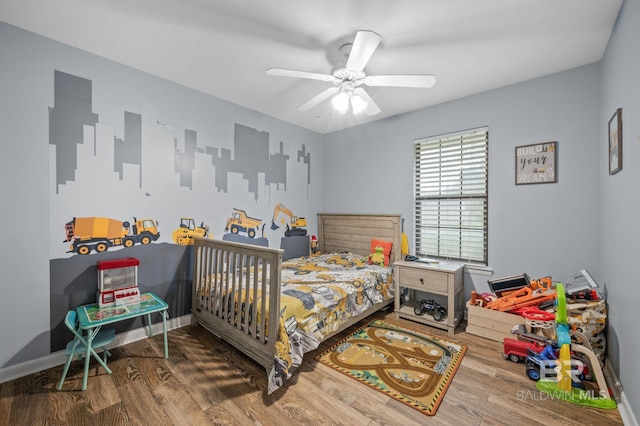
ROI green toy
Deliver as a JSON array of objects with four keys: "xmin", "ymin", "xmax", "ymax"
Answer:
[
  {"xmin": 368, "ymin": 245, "xmax": 385, "ymax": 266},
  {"xmin": 534, "ymin": 282, "xmax": 616, "ymax": 410}
]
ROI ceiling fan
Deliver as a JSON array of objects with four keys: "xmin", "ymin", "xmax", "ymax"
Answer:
[{"xmin": 266, "ymin": 30, "xmax": 436, "ymax": 116}]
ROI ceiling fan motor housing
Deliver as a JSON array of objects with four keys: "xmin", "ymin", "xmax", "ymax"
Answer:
[
  {"xmin": 332, "ymin": 68, "xmax": 366, "ymax": 85},
  {"xmin": 331, "ymin": 42, "xmax": 366, "ymax": 83}
]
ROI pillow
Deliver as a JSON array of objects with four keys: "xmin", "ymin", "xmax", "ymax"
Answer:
[{"xmin": 368, "ymin": 239, "xmax": 393, "ymax": 266}]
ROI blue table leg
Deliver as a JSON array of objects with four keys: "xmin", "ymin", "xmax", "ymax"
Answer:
[
  {"xmin": 146, "ymin": 313, "xmax": 153, "ymax": 337},
  {"xmin": 162, "ymin": 310, "xmax": 169, "ymax": 359}
]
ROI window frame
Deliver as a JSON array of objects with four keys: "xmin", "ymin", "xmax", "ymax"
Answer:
[{"xmin": 413, "ymin": 127, "xmax": 489, "ymax": 265}]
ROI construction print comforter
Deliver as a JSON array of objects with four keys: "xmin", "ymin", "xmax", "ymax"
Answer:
[{"xmin": 271, "ymin": 252, "xmax": 394, "ymax": 393}]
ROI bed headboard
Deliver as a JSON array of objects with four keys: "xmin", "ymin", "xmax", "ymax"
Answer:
[{"xmin": 317, "ymin": 213, "xmax": 402, "ymax": 264}]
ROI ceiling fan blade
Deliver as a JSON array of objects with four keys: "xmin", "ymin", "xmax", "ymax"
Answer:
[
  {"xmin": 364, "ymin": 74, "xmax": 437, "ymax": 88},
  {"xmin": 266, "ymin": 68, "xmax": 336, "ymax": 82},
  {"xmin": 298, "ymin": 87, "xmax": 340, "ymax": 111},
  {"xmin": 345, "ymin": 30, "xmax": 382, "ymax": 72},
  {"xmin": 354, "ymin": 88, "xmax": 381, "ymax": 116}
]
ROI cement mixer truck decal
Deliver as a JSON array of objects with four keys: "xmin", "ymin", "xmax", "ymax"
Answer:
[{"xmin": 63, "ymin": 216, "xmax": 160, "ymax": 255}]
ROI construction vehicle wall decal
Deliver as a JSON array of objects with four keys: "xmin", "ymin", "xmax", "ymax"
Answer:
[
  {"xmin": 172, "ymin": 217, "xmax": 209, "ymax": 245},
  {"xmin": 224, "ymin": 208, "xmax": 264, "ymax": 239},
  {"xmin": 271, "ymin": 203, "xmax": 307, "ymax": 236},
  {"xmin": 63, "ymin": 216, "xmax": 160, "ymax": 255}
]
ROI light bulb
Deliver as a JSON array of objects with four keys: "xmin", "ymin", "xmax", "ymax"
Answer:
[
  {"xmin": 350, "ymin": 95, "xmax": 367, "ymax": 114},
  {"xmin": 332, "ymin": 92, "xmax": 350, "ymax": 114}
]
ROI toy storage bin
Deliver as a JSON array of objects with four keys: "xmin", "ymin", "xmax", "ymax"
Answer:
[{"xmin": 465, "ymin": 300, "xmax": 527, "ymax": 342}]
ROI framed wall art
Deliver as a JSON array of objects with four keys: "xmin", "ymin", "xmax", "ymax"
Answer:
[
  {"xmin": 515, "ymin": 141, "xmax": 557, "ymax": 185},
  {"xmin": 609, "ymin": 108, "xmax": 622, "ymax": 175}
]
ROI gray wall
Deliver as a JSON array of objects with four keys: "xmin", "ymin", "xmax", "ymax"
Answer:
[
  {"xmin": 322, "ymin": 4, "xmax": 638, "ymax": 417},
  {"xmin": 0, "ymin": 21, "xmax": 323, "ymax": 368},
  {"xmin": 1, "ymin": 22, "xmax": 52, "ymax": 369},
  {"xmin": 323, "ymin": 64, "xmax": 601, "ymax": 288},
  {"xmin": 599, "ymin": 0, "xmax": 640, "ymax": 415},
  {"xmin": 1, "ymin": 5, "xmax": 638, "ymax": 419}
]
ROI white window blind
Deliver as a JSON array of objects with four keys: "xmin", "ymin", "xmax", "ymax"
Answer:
[{"xmin": 414, "ymin": 127, "xmax": 488, "ymax": 264}]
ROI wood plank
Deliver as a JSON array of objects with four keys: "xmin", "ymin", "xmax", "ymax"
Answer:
[
  {"xmin": 203, "ymin": 399, "xmax": 255, "ymax": 425},
  {"xmin": 88, "ymin": 402, "xmax": 132, "ymax": 425},
  {"xmin": 8, "ymin": 371, "xmax": 51, "ymax": 425},
  {"xmin": 350, "ymin": 392, "xmax": 426, "ymax": 426},
  {"xmin": 152, "ymin": 377, "xmax": 214, "ymax": 425},
  {"xmin": 0, "ymin": 377, "xmax": 14, "ymax": 421},
  {"xmin": 275, "ymin": 375, "xmax": 371, "ymax": 426},
  {"xmin": 1, "ymin": 313, "xmax": 624, "ymax": 425},
  {"xmin": 83, "ymin": 372, "xmax": 121, "ymax": 414},
  {"xmin": 117, "ymin": 380, "xmax": 173, "ymax": 426}
]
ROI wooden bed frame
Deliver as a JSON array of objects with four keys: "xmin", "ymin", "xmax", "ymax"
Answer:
[{"xmin": 191, "ymin": 213, "xmax": 401, "ymax": 381}]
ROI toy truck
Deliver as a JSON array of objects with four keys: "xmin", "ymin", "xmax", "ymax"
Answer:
[
  {"xmin": 503, "ymin": 338, "xmax": 546, "ymax": 362},
  {"xmin": 503, "ymin": 324, "xmax": 550, "ymax": 362},
  {"xmin": 64, "ymin": 216, "xmax": 160, "ymax": 255},
  {"xmin": 413, "ymin": 299, "xmax": 447, "ymax": 321}
]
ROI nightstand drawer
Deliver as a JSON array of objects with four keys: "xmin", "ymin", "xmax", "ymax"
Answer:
[{"xmin": 399, "ymin": 267, "xmax": 448, "ymax": 293}]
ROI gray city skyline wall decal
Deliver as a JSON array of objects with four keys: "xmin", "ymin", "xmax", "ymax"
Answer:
[{"xmin": 49, "ymin": 70, "xmax": 311, "ymax": 199}]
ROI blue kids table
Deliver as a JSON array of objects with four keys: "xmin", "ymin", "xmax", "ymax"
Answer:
[{"xmin": 75, "ymin": 292, "xmax": 169, "ymax": 390}]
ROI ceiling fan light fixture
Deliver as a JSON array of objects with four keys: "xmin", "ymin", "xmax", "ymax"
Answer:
[
  {"xmin": 266, "ymin": 30, "xmax": 435, "ymax": 117},
  {"xmin": 350, "ymin": 95, "xmax": 367, "ymax": 114},
  {"xmin": 332, "ymin": 91, "xmax": 350, "ymax": 114}
]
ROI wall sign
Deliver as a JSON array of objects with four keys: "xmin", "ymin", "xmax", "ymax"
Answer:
[{"xmin": 515, "ymin": 141, "xmax": 557, "ymax": 185}]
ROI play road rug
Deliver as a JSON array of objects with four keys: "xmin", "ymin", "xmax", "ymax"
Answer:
[{"xmin": 315, "ymin": 320, "xmax": 467, "ymax": 416}]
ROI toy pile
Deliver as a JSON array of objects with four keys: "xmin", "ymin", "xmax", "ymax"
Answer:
[
  {"xmin": 480, "ymin": 271, "xmax": 615, "ymax": 409},
  {"xmin": 471, "ymin": 271, "xmax": 607, "ymax": 364}
]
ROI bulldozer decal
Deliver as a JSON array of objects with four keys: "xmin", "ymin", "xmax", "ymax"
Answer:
[{"xmin": 172, "ymin": 217, "xmax": 210, "ymax": 245}]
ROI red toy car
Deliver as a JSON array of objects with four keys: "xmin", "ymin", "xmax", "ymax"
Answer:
[{"xmin": 503, "ymin": 337, "xmax": 546, "ymax": 362}]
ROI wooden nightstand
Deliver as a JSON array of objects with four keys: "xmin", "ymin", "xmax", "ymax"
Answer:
[{"xmin": 394, "ymin": 260, "xmax": 465, "ymax": 335}]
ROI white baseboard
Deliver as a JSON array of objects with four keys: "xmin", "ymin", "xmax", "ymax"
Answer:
[
  {"xmin": 0, "ymin": 314, "xmax": 191, "ymax": 385},
  {"xmin": 603, "ymin": 359, "xmax": 638, "ymax": 426},
  {"xmin": 619, "ymin": 391, "xmax": 639, "ymax": 426}
]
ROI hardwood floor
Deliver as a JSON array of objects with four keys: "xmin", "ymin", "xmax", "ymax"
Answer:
[{"xmin": 0, "ymin": 311, "xmax": 624, "ymax": 425}]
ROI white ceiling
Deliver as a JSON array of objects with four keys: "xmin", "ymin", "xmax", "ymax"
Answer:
[{"xmin": 1, "ymin": 0, "xmax": 623, "ymax": 134}]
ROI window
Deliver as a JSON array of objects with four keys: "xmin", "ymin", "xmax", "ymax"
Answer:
[{"xmin": 414, "ymin": 127, "xmax": 488, "ymax": 264}]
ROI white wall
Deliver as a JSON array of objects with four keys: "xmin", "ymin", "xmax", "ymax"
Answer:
[{"xmin": 599, "ymin": 0, "xmax": 640, "ymax": 418}]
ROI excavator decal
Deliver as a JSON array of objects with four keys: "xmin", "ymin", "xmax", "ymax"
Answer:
[{"xmin": 271, "ymin": 203, "xmax": 307, "ymax": 236}]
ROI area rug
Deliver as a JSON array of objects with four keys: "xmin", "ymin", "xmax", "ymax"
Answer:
[{"xmin": 315, "ymin": 319, "xmax": 467, "ymax": 416}]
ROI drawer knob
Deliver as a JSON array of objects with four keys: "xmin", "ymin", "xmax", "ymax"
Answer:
[{"xmin": 420, "ymin": 278, "xmax": 424, "ymax": 284}]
